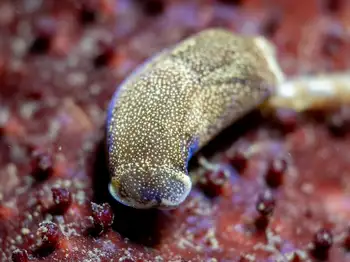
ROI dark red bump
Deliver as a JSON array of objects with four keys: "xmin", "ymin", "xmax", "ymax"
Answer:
[
  {"xmin": 79, "ymin": 5, "xmax": 96, "ymax": 25},
  {"xmin": 255, "ymin": 190, "xmax": 275, "ymax": 231},
  {"xmin": 93, "ymin": 48, "xmax": 115, "ymax": 68},
  {"xmin": 288, "ymin": 252, "xmax": 302, "ymax": 262},
  {"xmin": 265, "ymin": 157, "xmax": 288, "ymax": 188},
  {"xmin": 28, "ymin": 18, "xmax": 56, "ymax": 55},
  {"xmin": 256, "ymin": 190, "xmax": 275, "ymax": 216},
  {"xmin": 82, "ymin": 215, "xmax": 95, "ymax": 233},
  {"xmin": 199, "ymin": 169, "xmax": 229, "ymax": 197},
  {"xmin": 324, "ymin": 0, "xmax": 343, "ymax": 13},
  {"xmin": 228, "ymin": 149, "xmax": 247, "ymax": 173},
  {"xmin": 343, "ymin": 227, "xmax": 350, "ymax": 250},
  {"xmin": 36, "ymin": 221, "xmax": 60, "ymax": 249},
  {"xmin": 262, "ymin": 12, "xmax": 281, "ymax": 37},
  {"xmin": 25, "ymin": 91, "xmax": 43, "ymax": 100},
  {"xmin": 327, "ymin": 111, "xmax": 350, "ymax": 137},
  {"xmin": 139, "ymin": 0, "xmax": 165, "ymax": 16},
  {"xmin": 51, "ymin": 187, "xmax": 72, "ymax": 214},
  {"xmin": 311, "ymin": 228, "xmax": 333, "ymax": 260},
  {"xmin": 91, "ymin": 202, "xmax": 114, "ymax": 235},
  {"xmin": 239, "ymin": 254, "xmax": 253, "ymax": 262},
  {"xmin": 30, "ymin": 149, "xmax": 54, "ymax": 181},
  {"xmin": 120, "ymin": 259, "xmax": 135, "ymax": 262},
  {"xmin": 217, "ymin": 0, "xmax": 243, "ymax": 6},
  {"xmin": 29, "ymin": 35, "xmax": 51, "ymax": 55},
  {"xmin": 11, "ymin": 249, "xmax": 29, "ymax": 262}
]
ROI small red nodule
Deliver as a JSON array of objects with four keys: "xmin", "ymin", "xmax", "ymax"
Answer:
[
  {"xmin": 311, "ymin": 228, "xmax": 333, "ymax": 260},
  {"xmin": 91, "ymin": 202, "xmax": 114, "ymax": 235},
  {"xmin": 255, "ymin": 190, "xmax": 276, "ymax": 231},
  {"xmin": 36, "ymin": 221, "xmax": 60, "ymax": 249},
  {"xmin": 228, "ymin": 149, "xmax": 248, "ymax": 173},
  {"xmin": 51, "ymin": 187, "xmax": 72, "ymax": 214},
  {"xmin": 30, "ymin": 149, "xmax": 54, "ymax": 181},
  {"xmin": 256, "ymin": 190, "xmax": 275, "ymax": 217},
  {"xmin": 265, "ymin": 157, "xmax": 288, "ymax": 188},
  {"xmin": 11, "ymin": 249, "xmax": 29, "ymax": 262},
  {"xmin": 343, "ymin": 227, "xmax": 350, "ymax": 250},
  {"xmin": 327, "ymin": 110, "xmax": 350, "ymax": 137},
  {"xmin": 138, "ymin": 0, "xmax": 166, "ymax": 16},
  {"xmin": 199, "ymin": 169, "xmax": 230, "ymax": 197}
]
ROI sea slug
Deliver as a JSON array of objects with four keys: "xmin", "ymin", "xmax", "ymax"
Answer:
[{"xmin": 106, "ymin": 28, "xmax": 284, "ymax": 209}]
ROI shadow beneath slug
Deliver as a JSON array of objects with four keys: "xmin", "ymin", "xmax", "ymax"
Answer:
[
  {"xmin": 188, "ymin": 109, "xmax": 265, "ymax": 168},
  {"xmin": 90, "ymin": 137, "xmax": 171, "ymax": 247}
]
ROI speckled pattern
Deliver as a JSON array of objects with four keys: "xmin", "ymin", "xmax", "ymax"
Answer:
[{"xmin": 107, "ymin": 29, "xmax": 283, "ymax": 209}]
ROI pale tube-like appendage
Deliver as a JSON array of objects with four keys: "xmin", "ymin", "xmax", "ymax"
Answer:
[{"xmin": 268, "ymin": 73, "xmax": 350, "ymax": 111}]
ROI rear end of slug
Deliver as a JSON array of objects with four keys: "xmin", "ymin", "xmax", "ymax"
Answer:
[{"xmin": 106, "ymin": 28, "xmax": 285, "ymax": 209}]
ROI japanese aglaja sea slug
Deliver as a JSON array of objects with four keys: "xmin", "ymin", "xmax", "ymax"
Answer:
[{"xmin": 106, "ymin": 28, "xmax": 285, "ymax": 209}]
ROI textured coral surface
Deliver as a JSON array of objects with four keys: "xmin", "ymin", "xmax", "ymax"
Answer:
[{"xmin": 1, "ymin": 0, "xmax": 350, "ymax": 261}]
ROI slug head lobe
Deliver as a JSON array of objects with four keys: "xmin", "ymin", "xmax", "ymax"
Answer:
[{"xmin": 108, "ymin": 166, "xmax": 192, "ymax": 209}]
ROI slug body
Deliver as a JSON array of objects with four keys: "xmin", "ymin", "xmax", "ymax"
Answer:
[{"xmin": 106, "ymin": 29, "xmax": 284, "ymax": 209}]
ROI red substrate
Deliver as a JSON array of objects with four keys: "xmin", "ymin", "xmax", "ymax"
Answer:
[{"xmin": 1, "ymin": 0, "xmax": 350, "ymax": 261}]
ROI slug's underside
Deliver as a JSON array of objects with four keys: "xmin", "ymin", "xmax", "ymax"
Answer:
[{"xmin": 106, "ymin": 29, "xmax": 285, "ymax": 209}]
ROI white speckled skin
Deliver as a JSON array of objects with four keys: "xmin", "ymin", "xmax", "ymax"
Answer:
[{"xmin": 106, "ymin": 28, "xmax": 284, "ymax": 209}]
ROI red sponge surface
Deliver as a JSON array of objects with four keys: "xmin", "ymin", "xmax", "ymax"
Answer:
[{"xmin": 1, "ymin": 0, "xmax": 350, "ymax": 261}]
